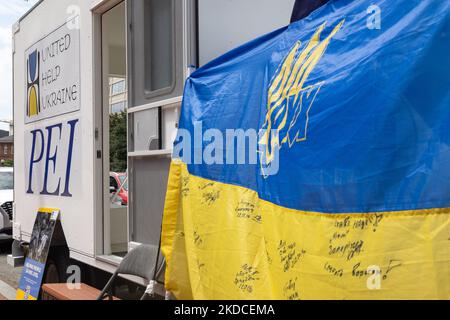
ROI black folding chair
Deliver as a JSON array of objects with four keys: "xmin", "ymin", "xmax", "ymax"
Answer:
[{"xmin": 97, "ymin": 244, "xmax": 165, "ymax": 300}]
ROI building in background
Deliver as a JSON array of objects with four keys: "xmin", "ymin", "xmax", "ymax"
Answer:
[
  {"xmin": 0, "ymin": 135, "xmax": 13, "ymax": 164},
  {"xmin": 0, "ymin": 120, "xmax": 12, "ymax": 137},
  {"xmin": 108, "ymin": 77, "xmax": 127, "ymax": 113}
]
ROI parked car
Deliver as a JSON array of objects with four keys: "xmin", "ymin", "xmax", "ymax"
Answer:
[
  {"xmin": 109, "ymin": 172, "xmax": 128, "ymax": 206},
  {"xmin": 0, "ymin": 167, "xmax": 13, "ymax": 243}
]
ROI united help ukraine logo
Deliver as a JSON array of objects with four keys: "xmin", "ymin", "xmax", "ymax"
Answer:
[{"xmin": 27, "ymin": 49, "xmax": 40, "ymax": 117}]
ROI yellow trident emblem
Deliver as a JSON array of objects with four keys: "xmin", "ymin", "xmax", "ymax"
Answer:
[{"xmin": 259, "ymin": 20, "xmax": 344, "ymax": 172}]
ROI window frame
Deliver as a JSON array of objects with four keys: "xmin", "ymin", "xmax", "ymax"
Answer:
[
  {"xmin": 142, "ymin": 0, "xmax": 176, "ymax": 98},
  {"xmin": 127, "ymin": 0, "xmax": 185, "ymax": 108}
]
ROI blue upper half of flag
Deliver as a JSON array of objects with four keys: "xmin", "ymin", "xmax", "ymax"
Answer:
[{"xmin": 175, "ymin": 0, "xmax": 450, "ymax": 213}]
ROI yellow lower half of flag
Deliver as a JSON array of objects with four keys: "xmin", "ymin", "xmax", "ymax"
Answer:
[{"xmin": 161, "ymin": 161, "xmax": 450, "ymax": 300}]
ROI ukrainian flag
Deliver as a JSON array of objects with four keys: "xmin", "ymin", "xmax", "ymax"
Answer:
[{"xmin": 162, "ymin": 0, "xmax": 450, "ymax": 299}]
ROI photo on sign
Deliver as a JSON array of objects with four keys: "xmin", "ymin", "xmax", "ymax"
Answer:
[{"xmin": 28, "ymin": 211, "xmax": 58, "ymax": 264}]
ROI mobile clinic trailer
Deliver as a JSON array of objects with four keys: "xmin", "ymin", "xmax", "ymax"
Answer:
[{"xmin": 10, "ymin": 0, "xmax": 295, "ymax": 290}]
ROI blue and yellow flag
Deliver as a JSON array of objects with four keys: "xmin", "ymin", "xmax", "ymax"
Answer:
[{"xmin": 162, "ymin": 0, "xmax": 450, "ymax": 299}]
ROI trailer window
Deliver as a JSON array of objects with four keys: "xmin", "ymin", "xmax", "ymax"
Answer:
[
  {"xmin": 128, "ymin": 0, "xmax": 185, "ymax": 107},
  {"xmin": 144, "ymin": 0, "xmax": 174, "ymax": 93}
]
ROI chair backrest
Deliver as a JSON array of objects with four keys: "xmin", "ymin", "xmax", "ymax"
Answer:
[
  {"xmin": 116, "ymin": 244, "xmax": 165, "ymax": 282},
  {"xmin": 97, "ymin": 244, "xmax": 165, "ymax": 300}
]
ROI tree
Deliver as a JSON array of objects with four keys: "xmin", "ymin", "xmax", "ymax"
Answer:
[
  {"xmin": 2, "ymin": 159, "xmax": 13, "ymax": 167},
  {"xmin": 109, "ymin": 111, "xmax": 127, "ymax": 172}
]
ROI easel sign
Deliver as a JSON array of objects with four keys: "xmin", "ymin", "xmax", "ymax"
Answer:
[{"xmin": 16, "ymin": 208, "xmax": 60, "ymax": 300}]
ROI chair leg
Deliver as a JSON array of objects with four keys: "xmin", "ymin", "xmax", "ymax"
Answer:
[{"xmin": 97, "ymin": 272, "xmax": 118, "ymax": 300}]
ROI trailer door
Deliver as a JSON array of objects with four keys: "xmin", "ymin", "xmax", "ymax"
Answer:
[
  {"xmin": 100, "ymin": 1, "xmax": 128, "ymax": 257},
  {"xmin": 126, "ymin": 0, "xmax": 193, "ymax": 248}
]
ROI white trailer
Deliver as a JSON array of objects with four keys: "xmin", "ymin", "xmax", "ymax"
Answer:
[{"xmin": 11, "ymin": 0, "xmax": 295, "ymax": 290}]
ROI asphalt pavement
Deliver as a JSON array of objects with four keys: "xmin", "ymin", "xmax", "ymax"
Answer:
[{"xmin": 0, "ymin": 242, "xmax": 22, "ymax": 300}]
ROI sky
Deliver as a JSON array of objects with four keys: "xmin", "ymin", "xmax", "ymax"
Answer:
[{"xmin": 0, "ymin": 0, "xmax": 39, "ymax": 131}]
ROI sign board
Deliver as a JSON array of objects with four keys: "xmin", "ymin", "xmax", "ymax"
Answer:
[
  {"xmin": 25, "ymin": 17, "xmax": 80, "ymax": 124},
  {"xmin": 16, "ymin": 208, "xmax": 60, "ymax": 300}
]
